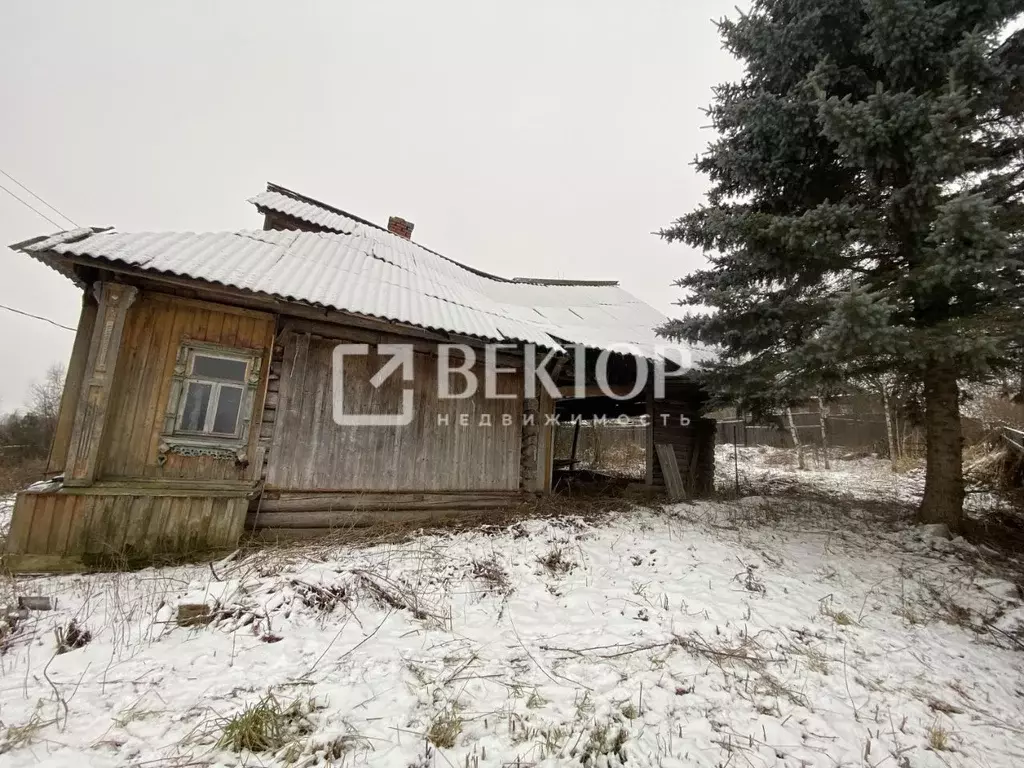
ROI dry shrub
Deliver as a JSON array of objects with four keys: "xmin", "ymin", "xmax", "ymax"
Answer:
[
  {"xmin": 970, "ymin": 393, "xmax": 1024, "ymax": 431},
  {"xmin": 537, "ymin": 546, "xmax": 577, "ymax": 575},
  {"xmin": 54, "ymin": 619, "xmax": 92, "ymax": 654},
  {"xmin": 597, "ymin": 439, "xmax": 646, "ymax": 478},
  {"xmin": 891, "ymin": 454, "xmax": 923, "ymax": 474},
  {"xmin": 761, "ymin": 451, "xmax": 796, "ymax": 467},
  {"xmin": 470, "ymin": 558, "xmax": 512, "ymax": 595},
  {"xmin": 0, "ymin": 459, "xmax": 46, "ymax": 495}
]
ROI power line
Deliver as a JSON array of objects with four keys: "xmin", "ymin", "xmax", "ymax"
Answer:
[
  {"xmin": 0, "ymin": 302, "xmax": 76, "ymax": 331},
  {"xmin": 0, "ymin": 168, "xmax": 78, "ymax": 228},
  {"xmin": 0, "ymin": 181, "xmax": 66, "ymax": 230}
]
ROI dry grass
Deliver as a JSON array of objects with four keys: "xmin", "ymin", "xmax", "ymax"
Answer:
[
  {"xmin": 891, "ymin": 454, "xmax": 923, "ymax": 474},
  {"xmin": 427, "ymin": 707, "xmax": 462, "ymax": 749},
  {"xmin": 214, "ymin": 694, "xmax": 314, "ymax": 753},
  {"xmin": 819, "ymin": 599, "xmax": 855, "ymax": 627},
  {"xmin": 926, "ymin": 722, "xmax": 951, "ymax": 751},
  {"xmin": 761, "ymin": 451, "xmax": 796, "ymax": 468},
  {"xmin": 574, "ymin": 723, "xmax": 628, "ymax": 765},
  {"xmin": 537, "ymin": 546, "xmax": 577, "ymax": 576},
  {"xmin": 0, "ymin": 709, "xmax": 53, "ymax": 754}
]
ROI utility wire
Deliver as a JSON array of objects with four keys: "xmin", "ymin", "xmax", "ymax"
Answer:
[
  {"xmin": 0, "ymin": 181, "xmax": 67, "ymax": 230},
  {"xmin": 0, "ymin": 302, "xmax": 76, "ymax": 331},
  {"xmin": 0, "ymin": 168, "xmax": 78, "ymax": 227}
]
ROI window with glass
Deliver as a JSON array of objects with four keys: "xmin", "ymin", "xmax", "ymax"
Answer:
[
  {"xmin": 174, "ymin": 351, "xmax": 252, "ymax": 437},
  {"xmin": 175, "ymin": 352, "xmax": 250, "ymax": 437},
  {"xmin": 159, "ymin": 342, "xmax": 262, "ymax": 464}
]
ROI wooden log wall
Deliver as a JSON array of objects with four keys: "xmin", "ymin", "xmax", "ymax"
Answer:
[
  {"xmin": 4, "ymin": 489, "xmax": 248, "ymax": 572},
  {"xmin": 520, "ymin": 398, "xmax": 539, "ymax": 490},
  {"xmin": 265, "ymin": 332, "xmax": 523, "ymax": 492},
  {"xmin": 246, "ymin": 489, "xmax": 522, "ymax": 536},
  {"xmin": 257, "ymin": 333, "xmax": 286, "ymax": 481}
]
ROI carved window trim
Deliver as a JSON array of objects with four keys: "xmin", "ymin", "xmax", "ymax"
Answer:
[{"xmin": 158, "ymin": 339, "xmax": 263, "ymax": 466}]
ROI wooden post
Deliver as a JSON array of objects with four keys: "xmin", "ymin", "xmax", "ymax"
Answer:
[
  {"xmin": 570, "ymin": 418, "xmax": 582, "ymax": 468},
  {"xmin": 520, "ymin": 397, "xmax": 539, "ymax": 490},
  {"xmin": 733, "ymin": 422, "xmax": 740, "ymax": 494},
  {"xmin": 63, "ymin": 282, "xmax": 138, "ymax": 486},
  {"xmin": 645, "ymin": 383, "xmax": 655, "ymax": 486}
]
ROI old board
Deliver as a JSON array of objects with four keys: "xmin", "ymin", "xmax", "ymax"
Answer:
[{"xmin": 655, "ymin": 443, "xmax": 687, "ymax": 501}]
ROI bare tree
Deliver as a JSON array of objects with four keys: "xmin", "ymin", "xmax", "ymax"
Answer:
[
  {"xmin": 785, "ymin": 407, "xmax": 805, "ymax": 470},
  {"xmin": 29, "ymin": 363, "xmax": 66, "ymax": 450},
  {"xmin": 816, "ymin": 396, "xmax": 831, "ymax": 470}
]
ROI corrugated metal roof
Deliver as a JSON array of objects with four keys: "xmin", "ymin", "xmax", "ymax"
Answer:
[{"xmin": 20, "ymin": 204, "xmax": 711, "ymax": 367}]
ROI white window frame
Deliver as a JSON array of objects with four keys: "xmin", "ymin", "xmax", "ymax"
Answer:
[
  {"xmin": 174, "ymin": 351, "xmax": 250, "ymax": 438},
  {"xmin": 158, "ymin": 340, "xmax": 263, "ymax": 465}
]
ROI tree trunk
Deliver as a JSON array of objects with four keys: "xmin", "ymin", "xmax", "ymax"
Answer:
[
  {"xmin": 880, "ymin": 385, "xmax": 898, "ymax": 472},
  {"xmin": 919, "ymin": 360, "xmax": 964, "ymax": 532},
  {"xmin": 816, "ymin": 396, "xmax": 830, "ymax": 470},
  {"xmin": 785, "ymin": 407, "xmax": 805, "ymax": 469}
]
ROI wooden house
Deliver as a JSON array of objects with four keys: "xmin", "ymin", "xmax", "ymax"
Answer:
[{"xmin": 3, "ymin": 184, "xmax": 715, "ymax": 571}]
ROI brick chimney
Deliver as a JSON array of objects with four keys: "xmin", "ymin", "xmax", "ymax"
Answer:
[{"xmin": 388, "ymin": 216, "xmax": 414, "ymax": 239}]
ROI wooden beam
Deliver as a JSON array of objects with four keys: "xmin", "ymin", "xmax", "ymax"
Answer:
[
  {"xmin": 570, "ymin": 419, "xmax": 582, "ymax": 466},
  {"xmin": 63, "ymin": 282, "xmax": 138, "ymax": 486},
  {"xmin": 280, "ymin": 319, "xmax": 524, "ymax": 366},
  {"xmin": 645, "ymin": 385, "xmax": 655, "ymax": 486}
]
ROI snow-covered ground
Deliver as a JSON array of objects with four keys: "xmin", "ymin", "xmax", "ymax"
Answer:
[
  {"xmin": 1, "ymin": 453, "xmax": 1023, "ymax": 767},
  {"xmin": 717, "ymin": 444, "xmax": 924, "ymax": 503}
]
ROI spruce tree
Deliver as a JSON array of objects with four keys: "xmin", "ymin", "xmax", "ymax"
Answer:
[{"xmin": 662, "ymin": 0, "xmax": 1024, "ymax": 530}]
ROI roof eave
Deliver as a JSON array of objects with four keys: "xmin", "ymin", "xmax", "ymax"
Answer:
[{"xmin": 28, "ymin": 249, "xmax": 566, "ymax": 352}]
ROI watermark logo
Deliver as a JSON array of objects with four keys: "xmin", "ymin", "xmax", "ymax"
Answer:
[
  {"xmin": 332, "ymin": 344, "xmax": 415, "ymax": 426},
  {"xmin": 331, "ymin": 342, "xmax": 688, "ymax": 427}
]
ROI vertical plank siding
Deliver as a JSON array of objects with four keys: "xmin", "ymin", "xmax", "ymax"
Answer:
[
  {"xmin": 63, "ymin": 283, "xmax": 139, "ymax": 485},
  {"xmin": 4, "ymin": 490, "xmax": 248, "ymax": 571},
  {"xmin": 266, "ymin": 332, "xmax": 523, "ymax": 491},
  {"xmin": 99, "ymin": 293, "xmax": 275, "ymax": 482},
  {"xmin": 47, "ymin": 297, "xmax": 99, "ymax": 474}
]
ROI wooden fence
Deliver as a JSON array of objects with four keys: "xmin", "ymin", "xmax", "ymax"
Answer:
[{"xmin": 718, "ymin": 412, "xmax": 892, "ymax": 453}]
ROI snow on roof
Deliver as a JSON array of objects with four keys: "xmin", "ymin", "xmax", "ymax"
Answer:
[{"xmin": 17, "ymin": 192, "xmax": 709, "ymax": 365}]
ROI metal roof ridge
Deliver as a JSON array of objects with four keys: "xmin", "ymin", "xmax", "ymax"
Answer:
[
  {"xmin": 511, "ymin": 277, "xmax": 621, "ymax": 287},
  {"xmin": 256, "ymin": 183, "xmax": 622, "ymax": 289}
]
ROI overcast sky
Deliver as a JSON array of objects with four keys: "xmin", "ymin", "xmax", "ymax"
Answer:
[{"xmin": 0, "ymin": 1, "xmax": 742, "ymax": 410}]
